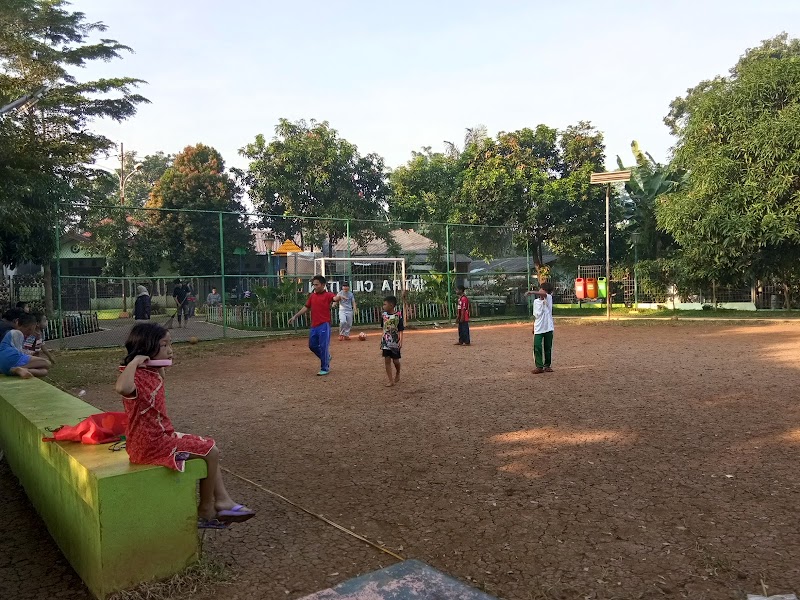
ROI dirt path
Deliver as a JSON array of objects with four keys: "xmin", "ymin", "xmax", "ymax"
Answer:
[{"xmin": 3, "ymin": 321, "xmax": 800, "ymax": 599}]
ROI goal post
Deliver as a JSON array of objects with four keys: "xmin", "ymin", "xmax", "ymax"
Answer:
[{"xmin": 314, "ymin": 257, "xmax": 408, "ymax": 313}]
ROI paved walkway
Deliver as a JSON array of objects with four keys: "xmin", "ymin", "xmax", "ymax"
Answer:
[{"xmin": 53, "ymin": 318, "xmax": 275, "ymax": 350}]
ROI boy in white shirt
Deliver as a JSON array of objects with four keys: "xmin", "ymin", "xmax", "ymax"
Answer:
[
  {"xmin": 337, "ymin": 282, "xmax": 357, "ymax": 341},
  {"xmin": 525, "ymin": 281, "xmax": 554, "ymax": 374}
]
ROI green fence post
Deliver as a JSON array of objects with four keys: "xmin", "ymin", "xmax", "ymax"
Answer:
[
  {"xmin": 346, "ymin": 219, "xmax": 351, "ymax": 281},
  {"xmin": 219, "ymin": 211, "xmax": 226, "ymax": 339},
  {"xmin": 445, "ymin": 224, "xmax": 452, "ymax": 323},
  {"xmin": 526, "ymin": 240, "xmax": 532, "ymax": 317},
  {"xmin": 54, "ymin": 212, "xmax": 64, "ymax": 345}
]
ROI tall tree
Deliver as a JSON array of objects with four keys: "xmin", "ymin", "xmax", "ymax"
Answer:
[
  {"xmin": 458, "ymin": 122, "xmax": 611, "ymax": 278},
  {"xmin": 240, "ymin": 119, "xmax": 391, "ymax": 254},
  {"xmin": 146, "ymin": 144, "xmax": 251, "ymax": 275},
  {"xmin": 616, "ymin": 141, "xmax": 685, "ymax": 261},
  {"xmin": 83, "ymin": 150, "xmax": 173, "ymax": 281},
  {"xmin": 0, "ymin": 0, "xmax": 147, "ymax": 310},
  {"xmin": 389, "ymin": 148, "xmax": 461, "ymax": 265},
  {"xmin": 660, "ymin": 33, "xmax": 800, "ymax": 286},
  {"xmin": 119, "ymin": 150, "xmax": 174, "ymax": 208}
]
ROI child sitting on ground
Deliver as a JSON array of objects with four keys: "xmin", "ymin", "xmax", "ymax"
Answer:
[
  {"xmin": 23, "ymin": 312, "xmax": 56, "ymax": 365},
  {"xmin": 115, "ymin": 322, "xmax": 256, "ymax": 530},
  {"xmin": 0, "ymin": 313, "xmax": 51, "ymax": 378}
]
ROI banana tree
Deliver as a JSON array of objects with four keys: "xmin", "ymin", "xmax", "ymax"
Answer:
[{"xmin": 616, "ymin": 141, "xmax": 686, "ymax": 261}]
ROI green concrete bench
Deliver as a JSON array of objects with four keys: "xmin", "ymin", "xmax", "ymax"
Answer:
[{"xmin": 0, "ymin": 375, "xmax": 207, "ymax": 599}]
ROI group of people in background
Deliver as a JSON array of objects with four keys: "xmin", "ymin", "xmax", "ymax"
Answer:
[
  {"xmin": 0, "ymin": 302, "xmax": 55, "ymax": 379},
  {"xmin": 287, "ymin": 276, "xmax": 555, "ymax": 384},
  {"xmin": 133, "ymin": 279, "xmax": 203, "ymax": 327}
]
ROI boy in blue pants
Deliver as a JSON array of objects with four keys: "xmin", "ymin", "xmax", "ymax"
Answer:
[{"xmin": 288, "ymin": 275, "xmax": 344, "ymax": 375}]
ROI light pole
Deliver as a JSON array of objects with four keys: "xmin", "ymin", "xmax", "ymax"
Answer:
[
  {"xmin": 0, "ymin": 85, "xmax": 50, "ymax": 116},
  {"xmin": 118, "ymin": 142, "xmax": 144, "ymax": 205},
  {"xmin": 631, "ymin": 232, "xmax": 640, "ymax": 309},
  {"xmin": 590, "ymin": 170, "xmax": 632, "ymax": 321},
  {"xmin": 117, "ymin": 142, "xmax": 143, "ymax": 316}
]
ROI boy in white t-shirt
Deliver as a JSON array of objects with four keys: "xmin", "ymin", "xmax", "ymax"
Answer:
[
  {"xmin": 525, "ymin": 281, "xmax": 554, "ymax": 374},
  {"xmin": 337, "ymin": 282, "xmax": 357, "ymax": 341}
]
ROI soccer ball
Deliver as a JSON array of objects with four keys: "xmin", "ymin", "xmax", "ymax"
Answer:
[
  {"xmin": 189, "ymin": 336, "xmax": 199, "ymax": 344},
  {"xmin": 358, "ymin": 332, "xmax": 367, "ymax": 341}
]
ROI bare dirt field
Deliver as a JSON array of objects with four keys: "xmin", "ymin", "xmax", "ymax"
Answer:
[{"xmin": 3, "ymin": 320, "xmax": 800, "ymax": 600}]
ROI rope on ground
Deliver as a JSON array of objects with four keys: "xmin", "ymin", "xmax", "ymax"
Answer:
[{"xmin": 221, "ymin": 467, "xmax": 405, "ymax": 562}]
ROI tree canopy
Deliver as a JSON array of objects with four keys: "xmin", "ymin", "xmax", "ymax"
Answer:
[
  {"xmin": 659, "ymin": 33, "xmax": 800, "ymax": 285},
  {"xmin": 0, "ymin": 0, "xmax": 148, "ymax": 268},
  {"xmin": 391, "ymin": 122, "xmax": 614, "ymax": 276},
  {"xmin": 240, "ymin": 119, "xmax": 391, "ymax": 254},
  {"xmin": 146, "ymin": 144, "xmax": 251, "ymax": 275},
  {"xmin": 82, "ymin": 150, "xmax": 173, "ymax": 278}
]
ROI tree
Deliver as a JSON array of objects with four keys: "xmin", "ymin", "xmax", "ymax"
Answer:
[
  {"xmin": 458, "ymin": 122, "xmax": 612, "ymax": 278},
  {"xmin": 0, "ymin": 0, "xmax": 148, "ymax": 310},
  {"xmin": 616, "ymin": 141, "xmax": 685, "ymax": 261},
  {"xmin": 146, "ymin": 144, "xmax": 251, "ymax": 275},
  {"xmin": 240, "ymin": 119, "xmax": 391, "ymax": 255},
  {"xmin": 660, "ymin": 33, "xmax": 800, "ymax": 288},
  {"xmin": 389, "ymin": 148, "xmax": 461, "ymax": 266},
  {"xmin": 83, "ymin": 150, "xmax": 172, "ymax": 279},
  {"xmin": 119, "ymin": 150, "xmax": 174, "ymax": 208}
]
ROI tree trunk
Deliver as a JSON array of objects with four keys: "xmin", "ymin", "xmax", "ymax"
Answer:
[
  {"xmin": 783, "ymin": 281, "xmax": 791, "ymax": 309},
  {"xmin": 533, "ymin": 240, "xmax": 545, "ymax": 283},
  {"xmin": 328, "ymin": 232, "xmax": 336, "ymax": 258}
]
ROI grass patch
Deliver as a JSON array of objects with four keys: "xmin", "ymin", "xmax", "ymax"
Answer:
[{"xmin": 108, "ymin": 554, "xmax": 232, "ymax": 600}]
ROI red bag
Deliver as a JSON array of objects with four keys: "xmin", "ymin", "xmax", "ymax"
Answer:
[{"xmin": 42, "ymin": 412, "xmax": 128, "ymax": 445}]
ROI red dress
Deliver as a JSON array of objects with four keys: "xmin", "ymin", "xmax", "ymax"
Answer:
[{"xmin": 120, "ymin": 366, "xmax": 214, "ymax": 471}]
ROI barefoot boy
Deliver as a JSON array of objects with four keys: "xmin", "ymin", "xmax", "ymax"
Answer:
[{"xmin": 380, "ymin": 295, "xmax": 404, "ymax": 386}]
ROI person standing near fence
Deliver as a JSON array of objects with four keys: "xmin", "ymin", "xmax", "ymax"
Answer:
[
  {"xmin": 288, "ymin": 275, "xmax": 343, "ymax": 376},
  {"xmin": 337, "ymin": 282, "xmax": 357, "ymax": 341},
  {"xmin": 455, "ymin": 286, "xmax": 471, "ymax": 346},
  {"xmin": 206, "ymin": 287, "xmax": 221, "ymax": 307},
  {"xmin": 186, "ymin": 281, "xmax": 197, "ymax": 318},
  {"xmin": 134, "ymin": 285, "xmax": 151, "ymax": 321},
  {"xmin": 172, "ymin": 279, "xmax": 191, "ymax": 328},
  {"xmin": 525, "ymin": 282, "xmax": 554, "ymax": 373}
]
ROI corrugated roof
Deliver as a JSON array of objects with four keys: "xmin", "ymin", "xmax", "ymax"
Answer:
[
  {"xmin": 332, "ymin": 229, "xmax": 434, "ymax": 254},
  {"xmin": 469, "ymin": 253, "xmax": 557, "ymax": 274}
]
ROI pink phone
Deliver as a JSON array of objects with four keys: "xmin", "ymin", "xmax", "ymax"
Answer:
[{"xmin": 144, "ymin": 359, "xmax": 172, "ymax": 367}]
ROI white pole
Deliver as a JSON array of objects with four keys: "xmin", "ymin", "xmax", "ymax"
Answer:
[
  {"xmin": 606, "ymin": 183, "xmax": 611, "ymax": 322},
  {"xmin": 401, "ymin": 260, "xmax": 407, "ymax": 319}
]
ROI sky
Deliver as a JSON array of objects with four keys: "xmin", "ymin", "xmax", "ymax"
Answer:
[{"xmin": 69, "ymin": 0, "xmax": 799, "ymax": 173}]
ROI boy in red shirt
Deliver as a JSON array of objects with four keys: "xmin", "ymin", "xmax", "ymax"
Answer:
[
  {"xmin": 288, "ymin": 275, "xmax": 343, "ymax": 375},
  {"xmin": 455, "ymin": 285, "xmax": 471, "ymax": 346}
]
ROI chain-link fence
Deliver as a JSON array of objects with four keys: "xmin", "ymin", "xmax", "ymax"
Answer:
[{"xmin": 0, "ymin": 204, "xmax": 778, "ymax": 350}]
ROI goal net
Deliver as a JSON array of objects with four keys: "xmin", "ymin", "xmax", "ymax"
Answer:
[{"xmin": 313, "ymin": 257, "xmax": 407, "ymax": 298}]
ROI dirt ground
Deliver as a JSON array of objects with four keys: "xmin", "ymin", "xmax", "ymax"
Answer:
[{"xmin": 3, "ymin": 320, "xmax": 800, "ymax": 600}]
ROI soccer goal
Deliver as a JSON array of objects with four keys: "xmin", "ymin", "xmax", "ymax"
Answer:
[{"xmin": 314, "ymin": 257, "xmax": 407, "ymax": 298}]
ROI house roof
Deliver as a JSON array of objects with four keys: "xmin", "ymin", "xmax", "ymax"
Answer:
[
  {"xmin": 332, "ymin": 229, "xmax": 433, "ymax": 255},
  {"xmin": 274, "ymin": 239, "xmax": 303, "ymax": 255},
  {"xmin": 328, "ymin": 229, "xmax": 470, "ymax": 263},
  {"xmin": 468, "ymin": 253, "xmax": 557, "ymax": 275}
]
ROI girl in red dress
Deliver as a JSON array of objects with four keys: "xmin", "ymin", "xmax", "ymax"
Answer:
[{"xmin": 115, "ymin": 323, "xmax": 255, "ymax": 529}]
